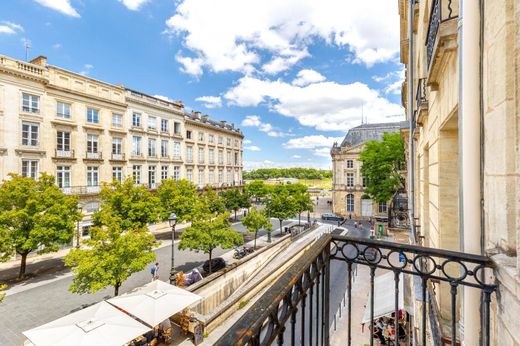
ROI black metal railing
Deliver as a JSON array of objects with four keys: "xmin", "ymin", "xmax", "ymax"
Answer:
[
  {"xmin": 216, "ymin": 233, "xmax": 497, "ymax": 346},
  {"xmin": 426, "ymin": 0, "xmax": 458, "ymax": 67},
  {"xmin": 416, "ymin": 78, "xmax": 427, "ymax": 106}
]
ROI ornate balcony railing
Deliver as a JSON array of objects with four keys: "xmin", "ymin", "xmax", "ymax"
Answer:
[
  {"xmin": 426, "ymin": 0, "xmax": 458, "ymax": 67},
  {"xmin": 416, "ymin": 78, "xmax": 427, "ymax": 106},
  {"xmin": 216, "ymin": 233, "xmax": 496, "ymax": 346}
]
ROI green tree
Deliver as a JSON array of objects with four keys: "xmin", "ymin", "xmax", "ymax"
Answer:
[
  {"xmin": 359, "ymin": 132, "xmax": 405, "ymax": 203},
  {"xmin": 157, "ymin": 179, "xmax": 197, "ymax": 222},
  {"xmin": 0, "ymin": 173, "xmax": 81, "ymax": 279},
  {"xmin": 245, "ymin": 180, "xmax": 268, "ymax": 202},
  {"xmin": 267, "ymin": 189, "xmax": 297, "ymax": 237},
  {"xmin": 293, "ymin": 190, "xmax": 314, "ymax": 225},
  {"xmin": 241, "ymin": 207, "xmax": 272, "ymax": 248},
  {"xmin": 179, "ymin": 210, "xmax": 243, "ymax": 274},
  {"xmin": 94, "ymin": 178, "xmax": 161, "ymax": 230},
  {"xmin": 223, "ymin": 189, "xmax": 251, "ymax": 221},
  {"xmin": 65, "ymin": 219, "xmax": 156, "ymax": 296},
  {"xmin": 201, "ymin": 186, "xmax": 226, "ymax": 215}
]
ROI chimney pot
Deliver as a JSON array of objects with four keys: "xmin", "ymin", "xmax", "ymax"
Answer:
[{"xmin": 30, "ymin": 56, "xmax": 47, "ymax": 67}]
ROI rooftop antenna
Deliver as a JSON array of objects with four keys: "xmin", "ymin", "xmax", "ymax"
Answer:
[
  {"xmin": 361, "ymin": 103, "xmax": 365, "ymax": 124},
  {"xmin": 24, "ymin": 39, "xmax": 31, "ymax": 62}
]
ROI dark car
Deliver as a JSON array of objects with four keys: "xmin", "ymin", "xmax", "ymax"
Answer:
[
  {"xmin": 202, "ymin": 257, "xmax": 226, "ymax": 273},
  {"xmin": 321, "ymin": 213, "xmax": 344, "ymax": 222}
]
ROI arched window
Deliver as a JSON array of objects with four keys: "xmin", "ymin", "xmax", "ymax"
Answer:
[{"xmin": 346, "ymin": 194, "xmax": 355, "ymax": 212}]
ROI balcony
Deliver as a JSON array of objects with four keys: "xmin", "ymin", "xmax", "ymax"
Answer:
[
  {"xmin": 426, "ymin": 0, "xmax": 459, "ymax": 88},
  {"xmin": 216, "ymin": 233, "xmax": 496, "ymax": 346},
  {"xmin": 61, "ymin": 185, "xmax": 101, "ymax": 195},
  {"xmin": 85, "ymin": 151, "xmax": 102, "ymax": 161},
  {"xmin": 54, "ymin": 149, "xmax": 75, "ymax": 159},
  {"xmin": 415, "ymin": 78, "xmax": 428, "ymax": 126},
  {"xmin": 110, "ymin": 153, "xmax": 126, "ymax": 161}
]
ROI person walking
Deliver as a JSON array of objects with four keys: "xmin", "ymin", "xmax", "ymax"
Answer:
[{"xmin": 151, "ymin": 262, "xmax": 159, "ymax": 281}]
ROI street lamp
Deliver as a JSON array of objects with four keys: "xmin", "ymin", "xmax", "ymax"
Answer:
[
  {"xmin": 76, "ymin": 203, "xmax": 83, "ymax": 248},
  {"xmin": 168, "ymin": 212, "xmax": 178, "ymax": 284}
]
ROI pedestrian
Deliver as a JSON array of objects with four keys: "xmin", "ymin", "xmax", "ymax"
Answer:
[
  {"xmin": 354, "ymin": 221, "xmax": 358, "ymax": 228},
  {"xmin": 349, "ymin": 213, "xmax": 352, "ymax": 220},
  {"xmin": 151, "ymin": 262, "xmax": 159, "ymax": 281}
]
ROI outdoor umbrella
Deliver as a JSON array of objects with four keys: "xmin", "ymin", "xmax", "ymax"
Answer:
[
  {"xmin": 108, "ymin": 280, "xmax": 202, "ymax": 327},
  {"xmin": 23, "ymin": 301, "xmax": 150, "ymax": 346}
]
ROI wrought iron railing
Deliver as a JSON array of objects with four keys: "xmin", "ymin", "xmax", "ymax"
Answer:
[
  {"xmin": 426, "ymin": 0, "xmax": 458, "ymax": 67},
  {"xmin": 416, "ymin": 78, "xmax": 427, "ymax": 106},
  {"xmin": 216, "ymin": 233, "xmax": 496, "ymax": 346}
]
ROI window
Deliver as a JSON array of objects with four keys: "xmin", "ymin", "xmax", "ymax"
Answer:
[
  {"xmin": 132, "ymin": 112, "xmax": 141, "ymax": 127},
  {"xmin": 198, "ymin": 132, "xmax": 204, "ymax": 141},
  {"xmin": 198, "ymin": 147, "xmax": 204, "ymax": 163},
  {"xmin": 186, "ymin": 146, "xmax": 193, "ymax": 162},
  {"xmin": 378, "ymin": 202, "xmax": 387, "ymax": 213},
  {"xmin": 227, "ymin": 151, "xmax": 231, "ymax": 165},
  {"xmin": 218, "ymin": 136, "xmax": 223, "ymax": 145},
  {"xmin": 87, "ymin": 108, "xmax": 99, "ymax": 124},
  {"xmin": 161, "ymin": 166, "xmax": 168, "ymax": 180},
  {"xmin": 226, "ymin": 170, "xmax": 231, "ymax": 184},
  {"xmin": 132, "ymin": 136, "xmax": 142, "ymax": 156},
  {"xmin": 173, "ymin": 166, "xmax": 180, "ymax": 180},
  {"xmin": 112, "ymin": 114, "xmax": 123, "ymax": 128},
  {"xmin": 346, "ymin": 194, "xmax": 354, "ymax": 212},
  {"xmin": 218, "ymin": 169, "xmax": 223, "ymax": 184},
  {"xmin": 112, "ymin": 138, "xmax": 122, "ymax": 154},
  {"xmin": 218, "ymin": 150, "xmax": 223, "ymax": 164},
  {"xmin": 133, "ymin": 165, "xmax": 142, "ymax": 184},
  {"xmin": 87, "ymin": 134, "xmax": 99, "ymax": 153},
  {"xmin": 227, "ymin": 138, "xmax": 231, "ymax": 146},
  {"xmin": 346, "ymin": 173, "xmax": 354, "ymax": 187},
  {"xmin": 174, "ymin": 122, "xmax": 181, "ymax": 135},
  {"xmin": 209, "ymin": 134, "xmax": 214, "ymax": 143},
  {"xmin": 198, "ymin": 170, "xmax": 204, "ymax": 185},
  {"xmin": 209, "ymin": 169, "xmax": 215, "ymax": 184},
  {"xmin": 22, "ymin": 93, "xmax": 39, "ymax": 113},
  {"xmin": 234, "ymin": 139, "xmax": 239, "ymax": 147},
  {"xmin": 57, "ymin": 131, "xmax": 70, "ymax": 151},
  {"xmin": 112, "ymin": 167, "xmax": 123, "ymax": 183},
  {"xmin": 173, "ymin": 141, "xmax": 181, "ymax": 159},
  {"xmin": 22, "ymin": 160, "xmax": 38, "ymax": 179},
  {"xmin": 56, "ymin": 166, "xmax": 71, "ymax": 188},
  {"xmin": 57, "ymin": 101, "xmax": 71, "ymax": 119},
  {"xmin": 209, "ymin": 149, "xmax": 215, "ymax": 164},
  {"xmin": 148, "ymin": 166, "xmax": 156, "ymax": 187},
  {"xmin": 148, "ymin": 138, "xmax": 156, "ymax": 157},
  {"xmin": 186, "ymin": 169, "xmax": 193, "ymax": 182},
  {"xmin": 87, "ymin": 166, "xmax": 99, "ymax": 186},
  {"xmin": 22, "ymin": 122, "xmax": 39, "ymax": 146},
  {"xmin": 148, "ymin": 116, "xmax": 156, "ymax": 131},
  {"xmin": 346, "ymin": 160, "xmax": 353, "ymax": 169},
  {"xmin": 186, "ymin": 130, "xmax": 192, "ymax": 139},
  {"xmin": 234, "ymin": 152, "xmax": 239, "ymax": 166},
  {"xmin": 161, "ymin": 119, "xmax": 168, "ymax": 133},
  {"xmin": 161, "ymin": 140, "xmax": 168, "ymax": 158},
  {"xmin": 85, "ymin": 201, "xmax": 100, "ymax": 213},
  {"xmin": 362, "ymin": 176, "xmax": 368, "ymax": 188}
]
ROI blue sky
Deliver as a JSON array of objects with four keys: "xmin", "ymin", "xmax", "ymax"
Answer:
[{"xmin": 0, "ymin": 0, "xmax": 405, "ymax": 170}]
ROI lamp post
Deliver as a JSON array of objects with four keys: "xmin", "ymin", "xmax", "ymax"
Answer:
[
  {"xmin": 168, "ymin": 212, "xmax": 178, "ymax": 284},
  {"xmin": 76, "ymin": 203, "xmax": 82, "ymax": 248},
  {"xmin": 266, "ymin": 194, "xmax": 272, "ymax": 243}
]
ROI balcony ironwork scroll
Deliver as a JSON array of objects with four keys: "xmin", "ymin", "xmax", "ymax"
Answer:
[{"xmin": 426, "ymin": 0, "xmax": 458, "ymax": 67}]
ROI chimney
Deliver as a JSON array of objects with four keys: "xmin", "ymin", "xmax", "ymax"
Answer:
[
  {"xmin": 221, "ymin": 120, "xmax": 227, "ymax": 126},
  {"xmin": 30, "ymin": 56, "xmax": 47, "ymax": 67},
  {"xmin": 194, "ymin": 111, "xmax": 201, "ymax": 119},
  {"xmin": 231, "ymin": 123, "xmax": 235, "ymax": 129},
  {"xmin": 202, "ymin": 115, "xmax": 209, "ymax": 121}
]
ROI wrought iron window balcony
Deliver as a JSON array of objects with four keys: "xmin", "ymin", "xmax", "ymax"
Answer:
[
  {"xmin": 85, "ymin": 151, "xmax": 102, "ymax": 160},
  {"xmin": 216, "ymin": 233, "xmax": 496, "ymax": 346},
  {"xmin": 55, "ymin": 149, "xmax": 75, "ymax": 159},
  {"xmin": 111, "ymin": 153, "xmax": 125, "ymax": 161}
]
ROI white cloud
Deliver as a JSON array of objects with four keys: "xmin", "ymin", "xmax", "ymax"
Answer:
[
  {"xmin": 313, "ymin": 148, "xmax": 331, "ymax": 157},
  {"xmin": 292, "ymin": 154, "xmax": 301, "ymax": 159},
  {"xmin": 0, "ymin": 21, "xmax": 24, "ymax": 35},
  {"xmin": 164, "ymin": 0, "xmax": 399, "ymax": 76},
  {"xmin": 119, "ymin": 0, "xmax": 149, "ymax": 11},
  {"xmin": 176, "ymin": 55, "xmax": 204, "ymax": 77},
  {"xmin": 52, "ymin": 43, "xmax": 62, "ymax": 48},
  {"xmin": 153, "ymin": 95, "xmax": 174, "ymax": 102},
  {"xmin": 244, "ymin": 160, "xmax": 330, "ymax": 170},
  {"xmin": 241, "ymin": 115, "xmax": 291, "ymax": 137},
  {"xmin": 79, "ymin": 64, "xmax": 93, "ymax": 76},
  {"xmin": 284, "ymin": 135, "xmax": 343, "ymax": 149},
  {"xmin": 226, "ymin": 76, "xmax": 404, "ymax": 131},
  {"xmin": 292, "ymin": 69, "xmax": 326, "ymax": 87},
  {"xmin": 195, "ymin": 95, "xmax": 222, "ymax": 108},
  {"xmin": 243, "ymin": 139, "xmax": 252, "ymax": 144},
  {"xmin": 34, "ymin": 0, "xmax": 80, "ymax": 17},
  {"xmin": 244, "ymin": 145, "xmax": 261, "ymax": 151},
  {"xmin": 373, "ymin": 66, "xmax": 405, "ymax": 95}
]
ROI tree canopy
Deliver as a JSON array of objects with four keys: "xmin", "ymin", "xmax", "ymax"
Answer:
[
  {"xmin": 157, "ymin": 179, "xmax": 197, "ymax": 222},
  {"xmin": 241, "ymin": 207, "xmax": 272, "ymax": 248},
  {"xmin": 243, "ymin": 168, "xmax": 332, "ymax": 180},
  {"xmin": 0, "ymin": 173, "xmax": 81, "ymax": 278},
  {"xmin": 359, "ymin": 132, "xmax": 406, "ymax": 203},
  {"xmin": 200, "ymin": 186, "xmax": 226, "ymax": 215},
  {"xmin": 293, "ymin": 190, "xmax": 314, "ymax": 224},
  {"xmin": 267, "ymin": 189, "xmax": 297, "ymax": 236},
  {"xmin": 222, "ymin": 188, "xmax": 251, "ymax": 220},
  {"xmin": 244, "ymin": 180, "xmax": 269, "ymax": 200}
]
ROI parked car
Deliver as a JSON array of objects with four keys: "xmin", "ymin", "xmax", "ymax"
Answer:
[
  {"xmin": 202, "ymin": 257, "xmax": 226, "ymax": 273},
  {"xmin": 321, "ymin": 213, "xmax": 344, "ymax": 222}
]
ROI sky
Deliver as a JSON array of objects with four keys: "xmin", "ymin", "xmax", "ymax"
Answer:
[{"xmin": 0, "ymin": 0, "xmax": 405, "ymax": 170}]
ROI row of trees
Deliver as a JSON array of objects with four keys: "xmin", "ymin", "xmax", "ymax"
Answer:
[{"xmin": 243, "ymin": 168, "xmax": 332, "ymax": 180}]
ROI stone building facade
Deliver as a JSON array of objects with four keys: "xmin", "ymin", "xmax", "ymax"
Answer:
[
  {"xmin": 0, "ymin": 54, "xmax": 243, "ymax": 235},
  {"xmin": 399, "ymin": 0, "xmax": 520, "ymax": 344},
  {"xmin": 331, "ymin": 122, "xmax": 406, "ymax": 219}
]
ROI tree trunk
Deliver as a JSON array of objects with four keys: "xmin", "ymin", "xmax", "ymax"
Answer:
[
  {"xmin": 298, "ymin": 212, "xmax": 301, "ymax": 225},
  {"xmin": 114, "ymin": 282, "xmax": 120, "ymax": 296},
  {"xmin": 19, "ymin": 252, "xmax": 29, "ymax": 279},
  {"xmin": 279, "ymin": 219, "xmax": 283, "ymax": 236},
  {"xmin": 254, "ymin": 230, "xmax": 258, "ymax": 249},
  {"xmin": 208, "ymin": 249, "xmax": 213, "ymax": 274}
]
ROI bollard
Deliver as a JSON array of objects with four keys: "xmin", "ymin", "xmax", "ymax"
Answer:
[{"xmin": 334, "ymin": 314, "xmax": 337, "ymax": 331}]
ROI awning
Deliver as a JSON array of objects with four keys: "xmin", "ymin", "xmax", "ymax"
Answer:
[
  {"xmin": 23, "ymin": 301, "xmax": 150, "ymax": 346},
  {"xmin": 362, "ymin": 272, "xmax": 406, "ymax": 323},
  {"xmin": 108, "ymin": 280, "xmax": 202, "ymax": 327}
]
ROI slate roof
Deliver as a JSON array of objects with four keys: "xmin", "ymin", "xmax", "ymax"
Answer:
[{"xmin": 339, "ymin": 121, "xmax": 408, "ymax": 147}]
